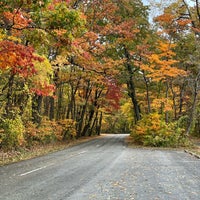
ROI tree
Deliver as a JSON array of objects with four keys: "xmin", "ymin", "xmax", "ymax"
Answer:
[
  {"xmin": 154, "ymin": 0, "xmax": 200, "ymax": 134},
  {"xmin": 0, "ymin": 36, "xmax": 44, "ymax": 118}
]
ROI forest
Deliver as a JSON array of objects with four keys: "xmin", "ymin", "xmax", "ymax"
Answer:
[{"xmin": 0, "ymin": 0, "xmax": 199, "ymax": 150}]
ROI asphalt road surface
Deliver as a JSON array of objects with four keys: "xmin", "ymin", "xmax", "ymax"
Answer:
[{"xmin": 0, "ymin": 134, "xmax": 200, "ymax": 200}]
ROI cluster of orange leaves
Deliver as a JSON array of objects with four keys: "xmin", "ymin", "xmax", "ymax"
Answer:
[
  {"xmin": 154, "ymin": 13, "xmax": 174, "ymax": 24},
  {"xmin": 3, "ymin": 10, "xmax": 32, "ymax": 32},
  {"xmin": 141, "ymin": 41, "xmax": 187, "ymax": 82},
  {"xmin": 0, "ymin": 40, "xmax": 43, "ymax": 76}
]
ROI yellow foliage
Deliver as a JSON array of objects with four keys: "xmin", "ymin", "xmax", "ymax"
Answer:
[
  {"xmin": 148, "ymin": 54, "xmax": 160, "ymax": 64},
  {"xmin": 133, "ymin": 113, "xmax": 164, "ymax": 136},
  {"xmin": 33, "ymin": 56, "xmax": 53, "ymax": 85},
  {"xmin": 51, "ymin": 55, "xmax": 70, "ymax": 67},
  {"xmin": 158, "ymin": 41, "xmax": 176, "ymax": 53},
  {"xmin": 140, "ymin": 64, "xmax": 154, "ymax": 73},
  {"xmin": 30, "ymin": 56, "xmax": 54, "ymax": 96},
  {"xmin": 151, "ymin": 98, "xmax": 173, "ymax": 112},
  {"xmin": 120, "ymin": 100, "xmax": 134, "ymax": 126},
  {"xmin": 131, "ymin": 112, "xmax": 187, "ymax": 147},
  {"xmin": 0, "ymin": 31, "xmax": 21, "ymax": 43},
  {"xmin": 0, "ymin": 115, "xmax": 25, "ymax": 149}
]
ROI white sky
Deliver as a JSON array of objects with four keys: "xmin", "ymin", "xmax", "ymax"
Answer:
[
  {"xmin": 142, "ymin": 0, "xmax": 165, "ymax": 22},
  {"xmin": 142, "ymin": 0, "xmax": 195, "ymax": 22}
]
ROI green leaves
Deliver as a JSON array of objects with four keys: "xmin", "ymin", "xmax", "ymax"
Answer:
[{"xmin": 43, "ymin": 3, "xmax": 86, "ymax": 37}]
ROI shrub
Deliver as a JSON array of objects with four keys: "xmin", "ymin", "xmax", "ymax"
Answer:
[
  {"xmin": 24, "ymin": 121, "xmax": 38, "ymax": 146},
  {"xmin": 24, "ymin": 118, "xmax": 77, "ymax": 145},
  {"xmin": 56, "ymin": 119, "xmax": 77, "ymax": 140},
  {"xmin": 25, "ymin": 119, "xmax": 56, "ymax": 145},
  {"xmin": 131, "ymin": 113, "xmax": 188, "ymax": 147},
  {"xmin": 0, "ymin": 115, "xmax": 25, "ymax": 149}
]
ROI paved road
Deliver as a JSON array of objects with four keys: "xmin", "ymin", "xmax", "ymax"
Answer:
[{"xmin": 0, "ymin": 134, "xmax": 200, "ymax": 200}]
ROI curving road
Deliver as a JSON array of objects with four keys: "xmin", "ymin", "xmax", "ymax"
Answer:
[{"xmin": 0, "ymin": 134, "xmax": 200, "ymax": 200}]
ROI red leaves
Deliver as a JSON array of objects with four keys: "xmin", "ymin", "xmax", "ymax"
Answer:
[
  {"xmin": 0, "ymin": 39, "xmax": 54, "ymax": 97},
  {"xmin": 105, "ymin": 79, "xmax": 122, "ymax": 111},
  {"xmin": 31, "ymin": 84, "xmax": 55, "ymax": 96},
  {"xmin": 114, "ymin": 20, "xmax": 139, "ymax": 39},
  {"xmin": 0, "ymin": 40, "xmax": 43, "ymax": 77}
]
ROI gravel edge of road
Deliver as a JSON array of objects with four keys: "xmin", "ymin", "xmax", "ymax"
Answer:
[
  {"xmin": 1, "ymin": 134, "xmax": 200, "ymax": 166},
  {"xmin": 184, "ymin": 149, "xmax": 200, "ymax": 159},
  {"xmin": 0, "ymin": 135, "xmax": 103, "ymax": 166}
]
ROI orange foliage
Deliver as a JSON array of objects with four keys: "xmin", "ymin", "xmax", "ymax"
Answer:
[
  {"xmin": 177, "ymin": 19, "xmax": 192, "ymax": 26},
  {"xmin": 25, "ymin": 118, "xmax": 76, "ymax": 145},
  {"xmin": 151, "ymin": 98, "xmax": 173, "ymax": 112},
  {"xmin": 3, "ymin": 10, "xmax": 32, "ymax": 36},
  {"xmin": 113, "ymin": 20, "xmax": 139, "ymax": 40},
  {"xmin": 0, "ymin": 40, "xmax": 43, "ymax": 76},
  {"xmin": 144, "ymin": 41, "xmax": 187, "ymax": 82},
  {"xmin": 154, "ymin": 13, "xmax": 174, "ymax": 24}
]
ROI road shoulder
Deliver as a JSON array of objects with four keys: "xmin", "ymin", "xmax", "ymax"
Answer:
[{"xmin": 0, "ymin": 135, "xmax": 102, "ymax": 166}]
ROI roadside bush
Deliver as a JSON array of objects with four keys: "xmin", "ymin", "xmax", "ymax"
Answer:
[
  {"xmin": 56, "ymin": 119, "xmax": 77, "ymax": 140},
  {"xmin": 25, "ymin": 118, "xmax": 77, "ymax": 146},
  {"xmin": 131, "ymin": 113, "xmax": 188, "ymax": 147},
  {"xmin": 24, "ymin": 121, "xmax": 38, "ymax": 146},
  {"xmin": 25, "ymin": 119, "xmax": 56, "ymax": 145},
  {"xmin": 0, "ymin": 115, "xmax": 25, "ymax": 149}
]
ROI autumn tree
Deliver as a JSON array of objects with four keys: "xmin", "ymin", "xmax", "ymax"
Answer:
[
  {"xmin": 79, "ymin": 0, "xmax": 150, "ymax": 122},
  {"xmin": 141, "ymin": 40, "xmax": 187, "ymax": 120},
  {"xmin": 0, "ymin": 0, "xmax": 88, "ymax": 148},
  {"xmin": 154, "ymin": 0, "xmax": 200, "ymax": 135}
]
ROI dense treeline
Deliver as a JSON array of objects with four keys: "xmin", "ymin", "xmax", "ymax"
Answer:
[{"xmin": 0, "ymin": 0, "xmax": 199, "ymax": 149}]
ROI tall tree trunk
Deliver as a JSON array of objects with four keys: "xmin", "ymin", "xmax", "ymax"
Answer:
[
  {"xmin": 49, "ymin": 96, "xmax": 55, "ymax": 120},
  {"xmin": 81, "ymin": 107, "xmax": 95, "ymax": 136},
  {"xmin": 96, "ymin": 112, "xmax": 103, "ymax": 135},
  {"xmin": 90, "ymin": 110, "xmax": 98, "ymax": 136},
  {"xmin": 5, "ymin": 74, "xmax": 15, "ymax": 118},
  {"xmin": 66, "ymin": 82, "xmax": 79, "ymax": 119},
  {"xmin": 32, "ymin": 95, "xmax": 43, "ymax": 124},
  {"xmin": 77, "ymin": 81, "xmax": 92, "ymax": 137},
  {"xmin": 126, "ymin": 64, "xmax": 141, "ymax": 122},
  {"xmin": 124, "ymin": 47, "xmax": 141, "ymax": 122},
  {"xmin": 186, "ymin": 71, "xmax": 200, "ymax": 135},
  {"xmin": 43, "ymin": 96, "xmax": 50, "ymax": 117},
  {"xmin": 170, "ymin": 82, "xmax": 177, "ymax": 120},
  {"xmin": 56, "ymin": 84, "xmax": 63, "ymax": 120},
  {"xmin": 81, "ymin": 90, "xmax": 102, "ymax": 136},
  {"xmin": 179, "ymin": 80, "xmax": 186, "ymax": 117},
  {"xmin": 165, "ymin": 82, "xmax": 169, "ymax": 123},
  {"xmin": 143, "ymin": 71, "xmax": 151, "ymax": 114}
]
